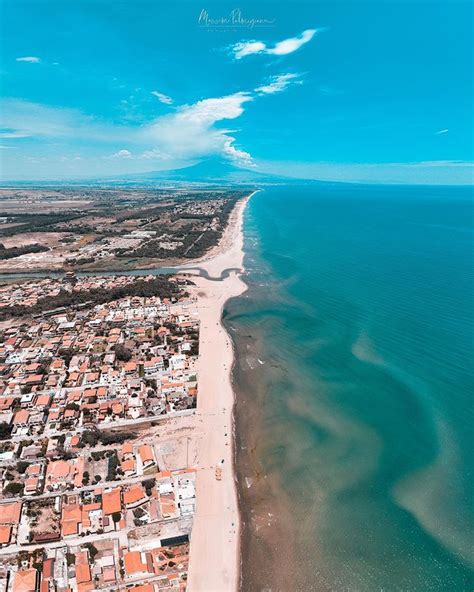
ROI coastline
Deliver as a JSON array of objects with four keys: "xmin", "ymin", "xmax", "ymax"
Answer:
[{"xmin": 186, "ymin": 193, "xmax": 254, "ymax": 591}]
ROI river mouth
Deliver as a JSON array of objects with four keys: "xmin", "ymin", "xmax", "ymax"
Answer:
[{"xmin": 0, "ymin": 266, "xmax": 241, "ymax": 282}]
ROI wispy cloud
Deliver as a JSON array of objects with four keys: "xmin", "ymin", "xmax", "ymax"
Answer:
[
  {"xmin": 255, "ymin": 73, "xmax": 303, "ymax": 95},
  {"xmin": 231, "ymin": 29, "xmax": 319, "ymax": 60},
  {"xmin": 151, "ymin": 91, "xmax": 173, "ymax": 105},
  {"xmin": 0, "ymin": 131, "xmax": 31, "ymax": 139},
  {"xmin": 0, "ymin": 99, "xmax": 130, "ymax": 142},
  {"xmin": 318, "ymin": 85, "xmax": 342, "ymax": 96},
  {"xmin": 140, "ymin": 148, "xmax": 171, "ymax": 160},
  {"xmin": 106, "ymin": 148, "xmax": 170, "ymax": 161},
  {"xmin": 435, "ymin": 129, "xmax": 449, "ymax": 135},
  {"xmin": 16, "ymin": 56, "xmax": 41, "ymax": 63}
]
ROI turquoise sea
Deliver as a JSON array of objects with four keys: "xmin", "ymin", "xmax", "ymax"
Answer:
[{"xmin": 225, "ymin": 185, "xmax": 474, "ymax": 592}]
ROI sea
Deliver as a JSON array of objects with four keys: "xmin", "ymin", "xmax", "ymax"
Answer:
[{"xmin": 223, "ymin": 184, "xmax": 474, "ymax": 592}]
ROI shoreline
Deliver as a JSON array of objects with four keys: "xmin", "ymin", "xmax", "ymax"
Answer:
[{"xmin": 186, "ymin": 193, "xmax": 254, "ymax": 591}]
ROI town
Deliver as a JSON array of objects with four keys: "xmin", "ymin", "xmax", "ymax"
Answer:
[{"xmin": 0, "ymin": 272, "xmax": 201, "ymax": 591}]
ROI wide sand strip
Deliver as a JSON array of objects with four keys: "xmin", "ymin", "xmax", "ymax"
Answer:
[{"xmin": 187, "ymin": 194, "xmax": 253, "ymax": 592}]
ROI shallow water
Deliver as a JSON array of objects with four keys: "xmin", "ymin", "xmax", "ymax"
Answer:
[{"xmin": 225, "ymin": 184, "xmax": 474, "ymax": 592}]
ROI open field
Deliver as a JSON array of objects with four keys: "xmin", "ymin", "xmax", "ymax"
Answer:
[{"xmin": 0, "ymin": 187, "xmax": 249, "ymax": 273}]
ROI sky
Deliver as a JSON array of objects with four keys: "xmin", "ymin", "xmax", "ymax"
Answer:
[{"xmin": 0, "ymin": 0, "xmax": 473, "ymax": 184}]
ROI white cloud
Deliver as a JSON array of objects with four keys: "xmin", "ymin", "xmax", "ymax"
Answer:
[
  {"xmin": 222, "ymin": 137, "xmax": 254, "ymax": 167},
  {"xmin": 142, "ymin": 92, "xmax": 254, "ymax": 165},
  {"xmin": 231, "ymin": 29, "xmax": 318, "ymax": 60},
  {"xmin": 151, "ymin": 91, "xmax": 173, "ymax": 105},
  {"xmin": 435, "ymin": 129, "xmax": 449, "ymax": 135},
  {"xmin": 271, "ymin": 29, "xmax": 317, "ymax": 56},
  {"xmin": 16, "ymin": 56, "xmax": 41, "ymax": 63},
  {"xmin": 111, "ymin": 149, "xmax": 132, "ymax": 159},
  {"xmin": 255, "ymin": 73, "xmax": 303, "ymax": 95}
]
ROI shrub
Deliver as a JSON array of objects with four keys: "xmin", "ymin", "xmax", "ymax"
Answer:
[{"xmin": 4, "ymin": 482, "xmax": 24, "ymax": 495}]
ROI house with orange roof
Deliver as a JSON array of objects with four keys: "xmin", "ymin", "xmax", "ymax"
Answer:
[
  {"xmin": 84, "ymin": 371, "xmax": 99, "ymax": 385},
  {"xmin": 0, "ymin": 397, "xmax": 15, "ymax": 412},
  {"xmin": 46, "ymin": 408, "xmax": 61, "ymax": 424},
  {"xmin": 61, "ymin": 502, "xmax": 82, "ymax": 537},
  {"xmin": 75, "ymin": 550, "xmax": 92, "ymax": 587},
  {"xmin": 34, "ymin": 393, "xmax": 51, "ymax": 410},
  {"xmin": 13, "ymin": 408, "xmax": 30, "ymax": 426},
  {"xmin": 26, "ymin": 463, "xmax": 43, "ymax": 477},
  {"xmin": 97, "ymin": 386, "xmax": 107, "ymax": 400},
  {"xmin": 144, "ymin": 356, "xmax": 164, "ymax": 377},
  {"xmin": 65, "ymin": 371, "xmax": 80, "ymax": 386},
  {"xmin": 50, "ymin": 358, "xmax": 65, "ymax": 372},
  {"xmin": 122, "ymin": 441, "xmax": 133, "ymax": 457},
  {"xmin": 123, "ymin": 361, "xmax": 137, "ymax": 376},
  {"xmin": 24, "ymin": 362, "xmax": 41, "ymax": 374},
  {"xmin": 41, "ymin": 558, "xmax": 55, "ymax": 592},
  {"xmin": 111, "ymin": 401, "xmax": 124, "ymax": 417},
  {"xmin": 66, "ymin": 390, "xmax": 82, "ymax": 403},
  {"xmin": 24, "ymin": 476, "xmax": 40, "ymax": 496},
  {"xmin": 66, "ymin": 434, "xmax": 81, "ymax": 451},
  {"xmin": 0, "ymin": 500, "xmax": 22, "ymax": 546},
  {"xmin": 121, "ymin": 457, "xmax": 136, "ymax": 477},
  {"xmin": 138, "ymin": 445, "xmax": 156, "ymax": 473},
  {"xmin": 102, "ymin": 487, "xmax": 122, "ymax": 516},
  {"xmin": 12, "ymin": 569, "xmax": 39, "ymax": 592},
  {"xmin": 0, "ymin": 524, "xmax": 12, "ymax": 547},
  {"xmin": 45, "ymin": 458, "xmax": 84, "ymax": 491},
  {"xmin": 64, "ymin": 408, "xmax": 79, "ymax": 421},
  {"xmin": 123, "ymin": 484, "xmax": 147, "ymax": 509},
  {"xmin": 46, "ymin": 374, "xmax": 59, "ymax": 387},
  {"xmin": 123, "ymin": 550, "xmax": 153, "ymax": 580},
  {"xmin": 24, "ymin": 373, "xmax": 44, "ymax": 387}
]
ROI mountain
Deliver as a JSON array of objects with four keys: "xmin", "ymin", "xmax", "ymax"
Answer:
[
  {"xmin": 110, "ymin": 157, "xmax": 294, "ymax": 185},
  {"xmin": 2, "ymin": 157, "xmax": 340, "ymax": 188}
]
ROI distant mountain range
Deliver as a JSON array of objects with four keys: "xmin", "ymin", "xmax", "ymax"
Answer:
[
  {"xmin": 1, "ymin": 157, "xmax": 328, "ymax": 187},
  {"xmin": 109, "ymin": 157, "xmax": 295, "ymax": 186}
]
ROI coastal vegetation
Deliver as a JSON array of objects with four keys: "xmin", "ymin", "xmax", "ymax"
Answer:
[{"xmin": 0, "ymin": 242, "xmax": 49, "ymax": 259}]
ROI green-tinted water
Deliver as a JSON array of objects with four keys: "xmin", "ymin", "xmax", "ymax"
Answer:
[{"xmin": 226, "ymin": 185, "xmax": 474, "ymax": 591}]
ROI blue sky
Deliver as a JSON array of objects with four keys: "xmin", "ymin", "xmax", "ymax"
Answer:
[{"xmin": 0, "ymin": 0, "xmax": 472, "ymax": 183}]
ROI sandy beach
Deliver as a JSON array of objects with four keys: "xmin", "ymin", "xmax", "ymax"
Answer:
[{"xmin": 186, "ymin": 193, "xmax": 254, "ymax": 592}]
